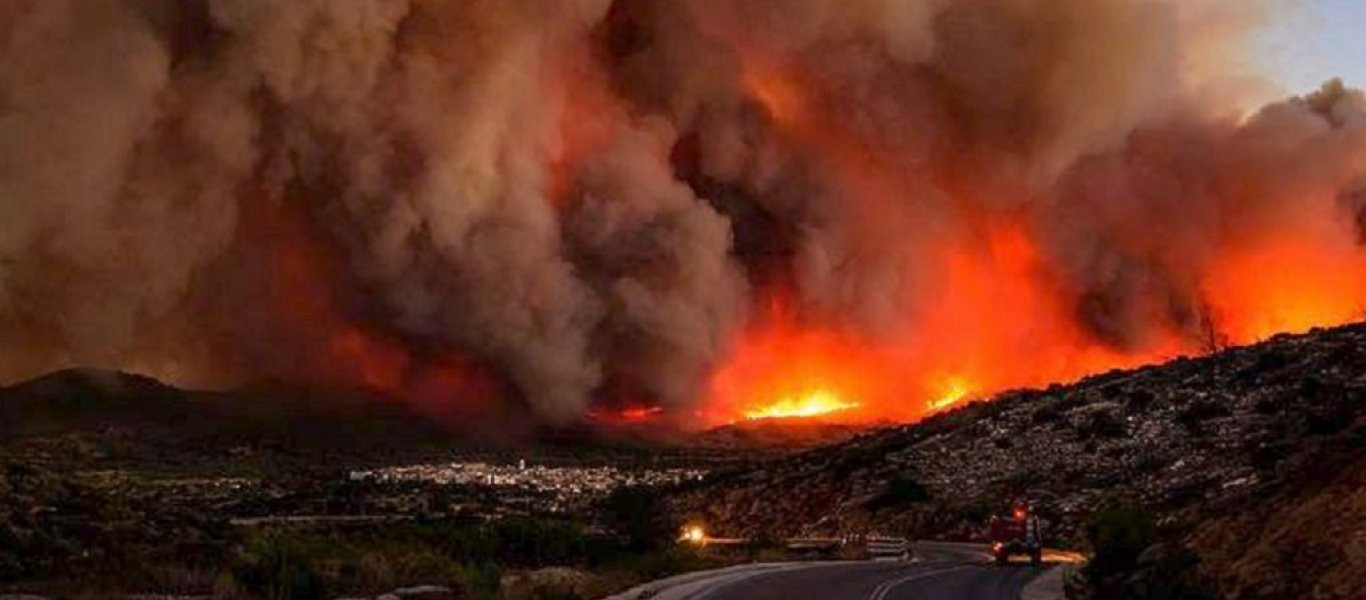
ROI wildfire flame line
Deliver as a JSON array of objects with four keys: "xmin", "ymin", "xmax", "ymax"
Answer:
[
  {"xmin": 928, "ymin": 378, "xmax": 974, "ymax": 413},
  {"xmin": 742, "ymin": 389, "xmax": 860, "ymax": 421}
]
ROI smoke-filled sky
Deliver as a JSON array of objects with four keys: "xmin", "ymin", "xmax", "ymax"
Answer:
[
  {"xmin": 1256, "ymin": 0, "xmax": 1366, "ymax": 95},
  {"xmin": 2, "ymin": 0, "xmax": 1364, "ymax": 429}
]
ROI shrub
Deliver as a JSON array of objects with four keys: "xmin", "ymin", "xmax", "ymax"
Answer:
[
  {"xmin": 480, "ymin": 517, "xmax": 588, "ymax": 567},
  {"xmin": 1032, "ymin": 402, "xmax": 1065, "ymax": 424},
  {"xmin": 232, "ymin": 537, "xmax": 329, "ymax": 600},
  {"xmin": 1304, "ymin": 394, "xmax": 1353, "ymax": 436},
  {"xmin": 1124, "ymin": 389, "xmax": 1155, "ymax": 412},
  {"xmin": 1175, "ymin": 399, "xmax": 1231, "ymax": 436},
  {"xmin": 1252, "ymin": 394, "xmax": 1283, "ymax": 415},
  {"xmin": 1236, "ymin": 350, "xmax": 1288, "ymax": 384},
  {"xmin": 457, "ymin": 562, "xmax": 502, "ymax": 600},
  {"xmin": 1076, "ymin": 409, "xmax": 1127, "ymax": 440},
  {"xmin": 866, "ymin": 474, "xmax": 930, "ymax": 510},
  {"xmin": 1081, "ymin": 505, "xmax": 1212, "ymax": 600},
  {"xmin": 531, "ymin": 584, "xmax": 584, "ymax": 600},
  {"xmin": 608, "ymin": 546, "xmax": 711, "ymax": 580},
  {"xmin": 1085, "ymin": 505, "xmax": 1155, "ymax": 581},
  {"xmin": 597, "ymin": 487, "xmax": 677, "ymax": 552}
]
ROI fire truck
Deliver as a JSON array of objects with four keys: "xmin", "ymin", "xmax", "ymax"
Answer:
[{"xmin": 986, "ymin": 499, "xmax": 1043, "ymax": 566}]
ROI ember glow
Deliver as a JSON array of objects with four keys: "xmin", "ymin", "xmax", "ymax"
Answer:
[
  {"xmin": 587, "ymin": 405, "xmax": 666, "ymax": 426},
  {"xmin": 3, "ymin": 1, "xmax": 1365, "ymax": 432},
  {"xmin": 1203, "ymin": 235, "xmax": 1366, "ymax": 344}
]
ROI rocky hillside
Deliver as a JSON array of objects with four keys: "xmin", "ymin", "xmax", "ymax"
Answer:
[{"xmin": 669, "ymin": 323, "xmax": 1366, "ymax": 598}]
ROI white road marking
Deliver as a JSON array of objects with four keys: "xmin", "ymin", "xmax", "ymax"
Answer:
[
  {"xmin": 683, "ymin": 563, "xmax": 827, "ymax": 600},
  {"xmin": 867, "ymin": 565, "xmax": 973, "ymax": 600}
]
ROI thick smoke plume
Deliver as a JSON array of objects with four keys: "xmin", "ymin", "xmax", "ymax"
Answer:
[{"xmin": 1, "ymin": 0, "xmax": 1363, "ymax": 426}]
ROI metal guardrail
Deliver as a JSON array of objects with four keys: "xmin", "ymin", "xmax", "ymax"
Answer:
[
  {"xmin": 785, "ymin": 537, "xmax": 843, "ymax": 551},
  {"xmin": 865, "ymin": 537, "xmax": 910, "ymax": 558},
  {"xmin": 781, "ymin": 536, "xmax": 913, "ymax": 558}
]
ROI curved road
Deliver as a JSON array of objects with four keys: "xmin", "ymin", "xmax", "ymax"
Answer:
[{"xmin": 609, "ymin": 543, "xmax": 1060, "ymax": 600}]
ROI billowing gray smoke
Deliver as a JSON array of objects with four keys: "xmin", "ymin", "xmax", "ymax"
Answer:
[{"xmin": 1, "ymin": 0, "xmax": 1363, "ymax": 425}]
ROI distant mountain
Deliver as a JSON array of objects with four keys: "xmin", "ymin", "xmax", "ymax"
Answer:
[
  {"xmin": 0, "ymin": 368, "xmax": 201, "ymax": 439},
  {"xmin": 668, "ymin": 322, "xmax": 1366, "ymax": 598},
  {"xmin": 0, "ymin": 368, "xmax": 452, "ymax": 452}
]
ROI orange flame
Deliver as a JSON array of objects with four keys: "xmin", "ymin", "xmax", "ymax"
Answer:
[
  {"xmin": 703, "ymin": 306, "xmax": 893, "ymax": 426},
  {"xmin": 703, "ymin": 219, "xmax": 1191, "ymax": 427},
  {"xmin": 705, "ymin": 214, "xmax": 1365, "ymax": 427},
  {"xmin": 743, "ymin": 389, "xmax": 859, "ymax": 420},
  {"xmin": 588, "ymin": 405, "xmax": 665, "ymax": 425},
  {"xmin": 701, "ymin": 63, "xmax": 1322, "ymax": 428},
  {"xmin": 1204, "ymin": 234, "xmax": 1366, "ymax": 344},
  {"xmin": 927, "ymin": 377, "xmax": 974, "ymax": 413}
]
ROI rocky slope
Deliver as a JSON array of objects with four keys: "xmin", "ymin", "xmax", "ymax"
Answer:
[{"xmin": 669, "ymin": 323, "xmax": 1366, "ymax": 597}]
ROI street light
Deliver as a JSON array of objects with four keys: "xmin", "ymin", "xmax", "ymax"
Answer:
[{"xmin": 681, "ymin": 525, "xmax": 707, "ymax": 545}]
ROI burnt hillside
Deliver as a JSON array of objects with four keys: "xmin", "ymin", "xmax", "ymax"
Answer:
[{"xmin": 670, "ymin": 322, "xmax": 1366, "ymax": 598}]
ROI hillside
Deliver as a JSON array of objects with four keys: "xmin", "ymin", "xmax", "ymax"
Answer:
[
  {"xmin": 0, "ymin": 369, "xmax": 476, "ymax": 475},
  {"xmin": 0, "ymin": 369, "xmax": 451, "ymax": 439},
  {"xmin": 668, "ymin": 323, "xmax": 1366, "ymax": 598}
]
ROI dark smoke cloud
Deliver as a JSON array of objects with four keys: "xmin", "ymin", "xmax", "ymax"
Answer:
[{"xmin": 1, "ymin": 0, "xmax": 1363, "ymax": 423}]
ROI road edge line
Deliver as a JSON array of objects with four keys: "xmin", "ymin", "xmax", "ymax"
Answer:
[{"xmin": 868, "ymin": 565, "xmax": 973, "ymax": 600}]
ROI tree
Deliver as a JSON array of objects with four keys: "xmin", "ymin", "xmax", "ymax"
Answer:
[
  {"xmin": 598, "ymin": 486, "xmax": 677, "ymax": 552},
  {"xmin": 1082, "ymin": 505, "xmax": 1212, "ymax": 600}
]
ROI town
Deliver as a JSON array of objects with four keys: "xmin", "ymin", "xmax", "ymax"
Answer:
[{"xmin": 350, "ymin": 459, "xmax": 707, "ymax": 514}]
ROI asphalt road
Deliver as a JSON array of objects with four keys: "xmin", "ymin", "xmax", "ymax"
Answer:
[{"xmin": 620, "ymin": 544, "xmax": 1055, "ymax": 600}]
